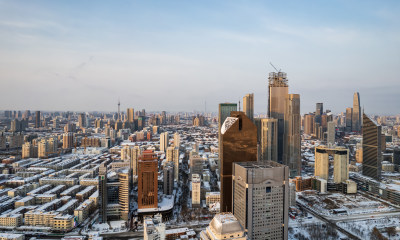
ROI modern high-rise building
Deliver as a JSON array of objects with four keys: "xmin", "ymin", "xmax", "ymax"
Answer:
[
  {"xmin": 256, "ymin": 118, "xmax": 278, "ymax": 162},
  {"xmin": 98, "ymin": 162, "xmax": 108, "ymax": 223},
  {"xmin": 218, "ymin": 103, "xmax": 238, "ymax": 172},
  {"xmin": 199, "ymin": 213, "xmax": 247, "ymax": 240},
  {"xmin": 62, "ymin": 132, "xmax": 74, "ymax": 149},
  {"xmin": 327, "ymin": 121, "xmax": 335, "ymax": 147},
  {"xmin": 220, "ymin": 111, "xmax": 257, "ymax": 213},
  {"xmin": 243, "ymin": 93, "xmax": 254, "ymax": 121},
  {"xmin": 333, "ymin": 148, "xmax": 349, "ymax": 183},
  {"xmin": 192, "ymin": 174, "xmax": 201, "ymax": 208},
  {"xmin": 118, "ymin": 168, "xmax": 130, "ymax": 221},
  {"xmin": 362, "ymin": 113, "xmax": 382, "ymax": 180},
  {"xmin": 345, "ymin": 108, "xmax": 353, "ymax": 132},
  {"xmin": 284, "ymin": 94, "xmax": 301, "ymax": 177},
  {"xmin": 138, "ymin": 150, "xmax": 158, "ymax": 209},
  {"xmin": 315, "ymin": 146, "xmax": 329, "ymax": 180},
  {"xmin": 268, "ymin": 72, "xmax": 289, "ymax": 162},
  {"xmin": 316, "ymin": 103, "xmax": 323, "ymax": 116},
  {"xmin": 232, "ymin": 161, "xmax": 289, "ymax": 240},
  {"xmin": 160, "ymin": 132, "xmax": 169, "ymax": 152},
  {"xmin": 166, "ymin": 146, "xmax": 179, "ymax": 181},
  {"xmin": 121, "ymin": 145, "xmax": 141, "ymax": 176},
  {"xmin": 303, "ymin": 113, "xmax": 314, "ymax": 135},
  {"xmin": 163, "ymin": 163, "xmax": 174, "ymax": 195},
  {"xmin": 352, "ymin": 92, "xmax": 361, "ymax": 132},
  {"xmin": 35, "ymin": 111, "xmax": 41, "ymax": 128},
  {"xmin": 127, "ymin": 108, "xmax": 134, "ymax": 123}
]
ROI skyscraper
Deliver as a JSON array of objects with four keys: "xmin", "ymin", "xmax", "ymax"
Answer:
[
  {"xmin": 327, "ymin": 121, "xmax": 335, "ymax": 147},
  {"xmin": 333, "ymin": 148, "xmax": 349, "ymax": 183},
  {"xmin": 98, "ymin": 162, "xmax": 108, "ymax": 223},
  {"xmin": 268, "ymin": 72, "xmax": 289, "ymax": 162},
  {"xmin": 243, "ymin": 93, "xmax": 254, "ymax": 121},
  {"xmin": 191, "ymin": 174, "xmax": 201, "ymax": 208},
  {"xmin": 256, "ymin": 118, "xmax": 278, "ymax": 162},
  {"xmin": 233, "ymin": 161, "xmax": 289, "ymax": 240},
  {"xmin": 303, "ymin": 113, "xmax": 314, "ymax": 135},
  {"xmin": 345, "ymin": 108, "xmax": 353, "ymax": 132},
  {"xmin": 362, "ymin": 113, "xmax": 382, "ymax": 180},
  {"xmin": 352, "ymin": 92, "xmax": 361, "ymax": 132},
  {"xmin": 118, "ymin": 168, "xmax": 130, "ymax": 221},
  {"xmin": 163, "ymin": 162, "xmax": 174, "ymax": 195},
  {"xmin": 78, "ymin": 113, "xmax": 86, "ymax": 128},
  {"xmin": 284, "ymin": 94, "xmax": 301, "ymax": 177},
  {"xmin": 127, "ymin": 108, "xmax": 134, "ymax": 122},
  {"xmin": 138, "ymin": 150, "xmax": 158, "ymax": 209},
  {"xmin": 160, "ymin": 132, "xmax": 169, "ymax": 152},
  {"xmin": 315, "ymin": 103, "xmax": 323, "ymax": 125},
  {"xmin": 166, "ymin": 146, "xmax": 180, "ymax": 181},
  {"xmin": 35, "ymin": 111, "xmax": 41, "ymax": 128},
  {"xmin": 220, "ymin": 111, "xmax": 257, "ymax": 213}
]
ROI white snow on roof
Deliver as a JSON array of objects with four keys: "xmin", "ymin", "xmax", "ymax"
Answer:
[{"xmin": 221, "ymin": 117, "xmax": 238, "ymax": 134}]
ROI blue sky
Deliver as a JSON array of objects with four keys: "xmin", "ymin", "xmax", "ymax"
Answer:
[{"xmin": 0, "ymin": 0, "xmax": 399, "ymax": 114}]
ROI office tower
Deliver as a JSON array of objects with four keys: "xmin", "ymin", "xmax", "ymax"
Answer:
[
  {"xmin": 166, "ymin": 147, "xmax": 179, "ymax": 181},
  {"xmin": 173, "ymin": 132, "xmax": 180, "ymax": 148},
  {"xmin": 118, "ymin": 168, "xmax": 130, "ymax": 221},
  {"xmin": 98, "ymin": 162, "xmax": 108, "ymax": 223},
  {"xmin": 362, "ymin": 113, "xmax": 382, "ymax": 180},
  {"xmin": 327, "ymin": 121, "xmax": 335, "ymax": 147},
  {"xmin": 243, "ymin": 93, "xmax": 254, "ymax": 121},
  {"xmin": 192, "ymin": 174, "xmax": 201, "ymax": 208},
  {"xmin": 352, "ymin": 92, "xmax": 361, "ymax": 132},
  {"xmin": 333, "ymin": 148, "xmax": 349, "ymax": 183},
  {"xmin": 10, "ymin": 119, "xmax": 20, "ymax": 132},
  {"xmin": 268, "ymin": 71, "xmax": 289, "ymax": 162},
  {"xmin": 304, "ymin": 113, "xmax": 314, "ymax": 135},
  {"xmin": 220, "ymin": 111, "xmax": 257, "ymax": 213},
  {"xmin": 199, "ymin": 213, "xmax": 246, "ymax": 240},
  {"xmin": 233, "ymin": 161, "xmax": 289, "ymax": 240},
  {"xmin": 315, "ymin": 146, "xmax": 329, "ymax": 180},
  {"xmin": 127, "ymin": 108, "xmax": 134, "ymax": 123},
  {"xmin": 35, "ymin": 111, "xmax": 41, "ymax": 128},
  {"xmin": 38, "ymin": 140, "xmax": 48, "ymax": 158},
  {"xmin": 284, "ymin": 94, "xmax": 301, "ymax": 177},
  {"xmin": 160, "ymin": 132, "xmax": 169, "ymax": 152},
  {"xmin": 62, "ymin": 132, "xmax": 74, "ymax": 149},
  {"xmin": 256, "ymin": 118, "xmax": 278, "ymax": 162},
  {"xmin": 138, "ymin": 150, "xmax": 158, "ymax": 209},
  {"xmin": 163, "ymin": 163, "xmax": 174, "ymax": 195},
  {"xmin": 345, "ymin": 108, "xmax": 353, "ymax": 132},
  {"xmin": 78, "ymin": 113, "xmax": 86, "ymax": 128},
  {"xmin": 131, "ymin": 146, "xmax": 141, "ymax": 176}
]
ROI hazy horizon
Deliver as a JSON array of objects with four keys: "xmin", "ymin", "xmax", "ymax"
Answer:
[{"xmin": 1, "ymin": 1, "xmax": 399, "ymax": 115}]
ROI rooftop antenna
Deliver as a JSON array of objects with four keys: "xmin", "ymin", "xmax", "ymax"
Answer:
[{"xmin": 269, "ymin": 62, "xmax": 281, "ymax": 72}]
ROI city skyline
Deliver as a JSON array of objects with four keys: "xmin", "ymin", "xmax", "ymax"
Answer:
[{"xmin": 1, "ymin": 1, "xmax": 400, "ymax": 114}]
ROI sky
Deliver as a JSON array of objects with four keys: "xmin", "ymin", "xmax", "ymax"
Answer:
[{"xmin": 0, "ymin": 0, "xmax": 399, "ymax": 115}]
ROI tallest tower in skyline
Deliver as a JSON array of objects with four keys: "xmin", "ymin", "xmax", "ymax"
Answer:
[
  {"xmin": 352, "ymin": 92, "xmax": 361, "ymax": 132},
  {"xmin": 268, "ymin": 72, "xmax": 289, "ymax": 163}
]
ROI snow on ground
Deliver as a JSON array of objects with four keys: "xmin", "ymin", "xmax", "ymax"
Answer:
[
  {"xmin": 91, "ymin": 223, "xmax": 109, "ymax": 232},
  {"xmin": 109, "ymin": 220, "xmax": 126, "ymax": 230},
  {"xmin": 298, "ymin": 192, "xmax": 394, "ymax": 217},
  {"xmin": 338, "ymin": 216, "xmax": 400, "ymax": 239}
]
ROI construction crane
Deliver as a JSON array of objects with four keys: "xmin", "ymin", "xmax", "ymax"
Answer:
[{"xmin": 270, "ymin": 62, "xmax": 281, "ymax": 72}]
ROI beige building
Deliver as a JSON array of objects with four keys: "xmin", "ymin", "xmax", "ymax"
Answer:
[
  {"xmin": 74, "ymin": 199, "xmax": 94, "ymax": 223},
  {"xmin": 160, "ymin": 132, "xmax": 169, "ymax": 152},
  {"xmin": 173, "ymin": 132, "xmax": 180, "ymax": 148},
  {"xmin": 0, "ymin": 214, "xmax": 22, "ymax": 227},
  {"xmin": 52, "ymin": 215, "xmax": 74, "ymax": 231},
  {"xmin": 200, "ymin": 213, "xmax": 247, "ymax": 240},
  {"xmin": 256, "ymin": 118, "xmax": 278, "ymax": 162},
  {"xmin": 0, "ymin": 233, "xmax": 24, "ymax": 240},
  {"xmin": 118, "ymin": 168, "xmax": 130, "ymax": 221},
  {"xmin": 192, "ymin": 174, "xmax": 201, "ymax": 208},
  {"xmin": 205, "ymin": 192, "xmax": 220, "ymax": 206},
  {"xmin": 243, "ymin": 93, "xmax": 254, "ymax": 121},
  {"xmin": 315, "ymin": 145, "xmax": 349, "ymax": 183},
  {"xmin": 166, "ymin": 146, "xmax": 179, "ymax": 181}
]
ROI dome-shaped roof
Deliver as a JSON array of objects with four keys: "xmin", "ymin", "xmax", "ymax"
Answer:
[{"xmin": 210, "ymin": 213, "xmax": 244, "ymax": 235}]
